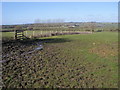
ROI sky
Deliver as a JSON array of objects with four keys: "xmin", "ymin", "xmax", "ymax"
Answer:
[{"xmin": 2, "ymin": 2, "xmax": 118, "ymax": 25}]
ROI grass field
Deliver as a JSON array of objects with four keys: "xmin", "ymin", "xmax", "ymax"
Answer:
[{"xmin": 2, "ymin": 32, "xmax": 118, "ymax": 88}]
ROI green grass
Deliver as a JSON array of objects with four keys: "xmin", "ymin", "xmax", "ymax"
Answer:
[
  {"xmin": 1, "ymin": 32, "xmax": 15, "ymax": 38},
  {"xmin": 2, "ymin": 32, "xmax": 118, "ymax": 88}
]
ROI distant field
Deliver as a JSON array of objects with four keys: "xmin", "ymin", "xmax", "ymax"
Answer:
[
  {"xmin": 1, "ymin": 30, "xmax": 90, "ymax": 39},
  {"xmin": 2, "ymin": 32, "xmax": 118, "ymax": 88}
]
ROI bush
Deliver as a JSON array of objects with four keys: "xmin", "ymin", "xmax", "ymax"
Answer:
[
  {"xmin": 97, "ymin": 30, "xmax": 102, "ymax": 32},
  {"xmin": 14, "ymin": 25, "xmax": 22, "ymax": 30}
]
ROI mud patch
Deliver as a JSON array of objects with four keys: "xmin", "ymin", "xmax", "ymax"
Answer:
[{"xmin": 89, "ymin": 44, "xmax": 118, "ymax": 58}]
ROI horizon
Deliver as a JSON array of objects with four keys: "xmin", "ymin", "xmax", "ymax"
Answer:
[
  {"xmin": 2, "ymin": 21, "xmax": 118, "ymax": 26},
  {"xmin": 2, "ymin": 2, "xmax": 118, "ymax": 25}
]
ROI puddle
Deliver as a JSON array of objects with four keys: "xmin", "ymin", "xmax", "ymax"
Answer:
[
  {"xmin": 2, "ymin": 43, "xmax": 43, "ymax": 63},
  {"xmin": 35, "ymin": 45, "xmax": 43, "ymax": 51},
  {"xmin": 22, "ymin": 44, "xmax": 43, "ymax": 55},
  {"xmin": 0, "ymin": 60, "xmax": 7, "ymax": 63}
]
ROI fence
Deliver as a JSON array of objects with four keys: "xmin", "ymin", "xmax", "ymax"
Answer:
[
  {"xmin": 2, "ymin": 27, "xmax": 93, "ymax": 41},
  {"xmin": 23, "ymin": 30, "xmax": 92, "ymax": 38}
]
